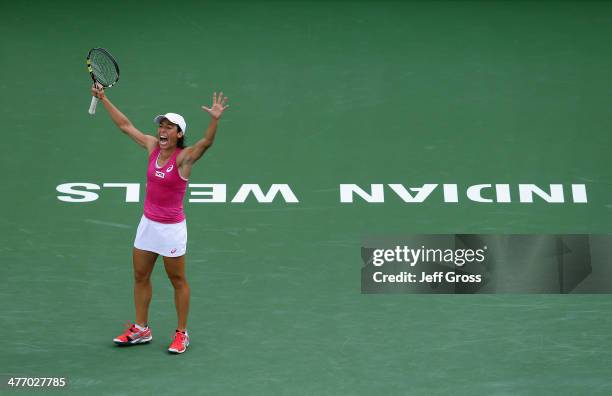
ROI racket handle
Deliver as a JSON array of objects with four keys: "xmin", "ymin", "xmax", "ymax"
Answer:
[{"xmin": 89, "ymin": 96, "xmax": 99, "ymax": 115}]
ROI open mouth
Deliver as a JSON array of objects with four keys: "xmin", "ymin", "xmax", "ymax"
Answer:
[{"xmin": 160, "ymin": 136, "xmax": 168, "ymax": 144}]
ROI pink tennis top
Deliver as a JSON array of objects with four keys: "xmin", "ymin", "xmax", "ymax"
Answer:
[{"xmin": 143, "ymin": 147, "xmax": 188, "ymax": 223}]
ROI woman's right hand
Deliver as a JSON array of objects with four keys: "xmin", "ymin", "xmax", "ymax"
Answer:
[{"xmin": 91, "ymin": 83, "xmax": 106, "ymax": 100}]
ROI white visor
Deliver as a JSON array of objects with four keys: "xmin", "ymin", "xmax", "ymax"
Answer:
[{"xmin": 154, "ymin": 112, "xmax": 187, "ymax": 134}]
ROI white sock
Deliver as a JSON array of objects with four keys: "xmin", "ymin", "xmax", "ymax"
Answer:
[{"xmin": 134, "ymin": 323, "xmax": 147, "ymax": 331}]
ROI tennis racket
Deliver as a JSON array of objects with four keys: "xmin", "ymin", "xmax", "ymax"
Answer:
[{"xmin": 86, "ymin": 47, "xmax": 120, "ymax": 115}]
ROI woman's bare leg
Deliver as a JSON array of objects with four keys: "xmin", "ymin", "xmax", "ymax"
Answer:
[
  {"xmin": 133, "ymin": 247, "xmax": 158, "ymax": 326},
  {"xmin": 163, "ymin": 255, "xmax": 190, "ymax": 331}
]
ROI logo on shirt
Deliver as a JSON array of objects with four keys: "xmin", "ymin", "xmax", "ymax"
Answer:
[
  {"xmin": 155, "ymin": 171, "xmax": 165, "ymax": 179},
  {"xmin": 166, "ymin": 165, "xmax": 174, "ymax": 172},
  {"xmin": 171, "ymin": 248, "xmax": 177, "ymax": 254}
]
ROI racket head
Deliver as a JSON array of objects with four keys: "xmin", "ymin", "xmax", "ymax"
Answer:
[{"xmin": 86, "ymin": 47, "xmax": 120, "ymax": 88}]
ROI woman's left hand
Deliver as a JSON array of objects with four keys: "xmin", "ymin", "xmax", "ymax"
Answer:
[{"xmin": 202, "ymin": 92, "xmax": 229, "ymax": 120}]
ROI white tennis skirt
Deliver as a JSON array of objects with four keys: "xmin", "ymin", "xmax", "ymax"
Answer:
[{"xmin": 133, "ymin": 215, "xmax": 187, "ymax": 257}]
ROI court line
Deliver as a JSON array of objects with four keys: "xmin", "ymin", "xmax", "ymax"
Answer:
[
  {"xmin": 237, "ymin": 206, "xmax": 335, "ymax": 213},
  {"xmin": 84, "ymin": 219, "xmax": 131, "ymax": 229}
]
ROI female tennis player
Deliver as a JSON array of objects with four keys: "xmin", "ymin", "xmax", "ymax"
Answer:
[{"xmin": 91, "ymin": 84, "xmax": 229, "ymax": 354}]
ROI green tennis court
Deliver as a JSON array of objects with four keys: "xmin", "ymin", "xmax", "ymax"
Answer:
[{"xmin": 2, "ymin": 0, "xmax": 612, "ymax": 394}]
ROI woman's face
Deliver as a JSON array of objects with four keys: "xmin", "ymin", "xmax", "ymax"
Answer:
[{"xmin": 158, "ymin": 118, "xmax": 183, "ymax": 149}]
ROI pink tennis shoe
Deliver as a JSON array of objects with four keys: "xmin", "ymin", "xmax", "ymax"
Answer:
[
  {"xmin": 168, "ymin": 330, "xmax": 190, "ymax": 354},
  {"xmin": 113, "ymin": 324, "xmax": 152, "ymax": 345}
]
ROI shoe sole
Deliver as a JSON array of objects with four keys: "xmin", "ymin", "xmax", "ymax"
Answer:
[{"xmin": 114, "ymin": 336, "xmax": 152, "ymax": 346}]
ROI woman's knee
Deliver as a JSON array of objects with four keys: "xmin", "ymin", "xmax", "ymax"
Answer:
[
  {"xmin": 167, "ymin": 273, "xmax": 188, "ymax": 289},
  {"xmin": 134, "ymin": 270, "xmax": 152, "ymax": 283},
  {"xmin": 132, "ymin": 249, "xmax": 157, "ymax": 283}
]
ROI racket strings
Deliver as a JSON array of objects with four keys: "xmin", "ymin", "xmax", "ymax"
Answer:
[{"xmin": 90, "ymin": 50, "xmax": 118, "ymax": 87}]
